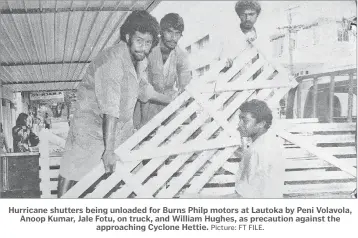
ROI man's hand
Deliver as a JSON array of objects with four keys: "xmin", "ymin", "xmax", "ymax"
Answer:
[
  {"xmin": 168, "ymin": 90, "xmax": 180, "ymax": 101},
  {"xmin": 225, "ymin": 58, "xmax": 234, "ymax": 68},
  {"xmin": 102, "ymin": 150, "xmax": 118, "ymax": 173}
]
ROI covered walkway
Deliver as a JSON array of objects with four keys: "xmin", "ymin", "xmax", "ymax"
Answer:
[{"xmin": 0, "ymin": 0, "xmax": 160, "ymax": 146}]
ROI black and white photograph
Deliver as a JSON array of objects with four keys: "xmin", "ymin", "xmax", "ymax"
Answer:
[{"xmin": 0, "ymin": 0, "xmax": 357, "ymax": 200}]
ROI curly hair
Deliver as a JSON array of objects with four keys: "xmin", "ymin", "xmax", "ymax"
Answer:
[
  {"xmin": 120, "ymin": 10, "xmax": 160, "ymax": 48},
  {"xmin": 160, "ymin": 13, "xmax": 185, "ymax": 33},
  {"xmin": 235, "ymin": 0, "xmax": 261, "ymax": 15},
  {"xmin": 16, "ymin": 113, "xmax": 29, "ymax": 127},
  {"xmin": 239, "ymin": 99, "xmax": 272, "ymax": 129}
]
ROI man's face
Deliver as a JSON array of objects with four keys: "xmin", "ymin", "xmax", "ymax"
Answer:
[
  {"xmin": 161, "ymin": 27, "xmax": 182, "ymax": 50},
  {"xmin": 238, "ymin": 9, "xmax": 258, "ymax": 30},
  {"xmin": 238, "ymin": 112, "xmax": 263, "ymax": 138},
  {"xmin": 127, "ymin": 31, "xmax": 153, "ymax": 61}
]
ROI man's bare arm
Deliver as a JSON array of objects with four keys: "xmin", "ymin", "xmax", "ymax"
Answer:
[
  {"xmin": 102, "ymin": 114, "xmax": 119, "ymax": 173},
  {"xmin": 148, "ymin": 90, "xmax": 176, "ymax": 105}
]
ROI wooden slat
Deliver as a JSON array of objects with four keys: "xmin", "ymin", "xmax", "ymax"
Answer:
[
  {"xmin": 285, "ymin": 157, "xmax": 357, "ymax": 169},
  {"xmin": 283, "ymin": 146, "xmax": 356, "ymax": 158},
  {"xmin": 222, "ymin": 157, "xmax": 357, "ymax": 172},
  {"xmin": 286, "ymin": 182, "xmax": 356, "ymax": 194},
  {"xmin": 278, "ymin": 118, "xmax": 319, "ymax": 124},
  {"xmin": 285, "ymin": 193, "xmax": 353, "ymax": 198},
  {"xmin": 47, "ymin": 169, "xmax": 60, "ymax": 178},
  {"xmin": 285, "ymin": 170, "xmax": 355, "ymax": 181},
  {"xmin": 309, "ymin": 134, "xmax": 355, "ymax": 144},
  {"xmin": 198, "ymin": 187, "xmax": 234, "ymax": 196},
  {"xmin": 39, "ymin": 129, "xmax": 51, "ymax": 198},
  {"xmin": 197, "ymin": 80, "xmax": 296, "ymax": 93},
  {"xmin": 207, "ymin": 169, "xmax": 355, "ymax": 185},
  {"xmin": 204, "ymin": 45, "xmax": 260, "ymax": 84},
  {"xmin": 49, "ymin": 156, "xmax": 62, "ymax": 166},
  {"xmin": 287, "ymin": 123, "xmax": 356, "ymax": 133},
  {"xmin": 49, "ymin": 181, "xmax": 58, "ymax": 192}
]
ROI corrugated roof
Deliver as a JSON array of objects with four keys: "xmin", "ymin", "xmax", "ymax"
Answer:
[{"xmin": 0, "ymin": 0, "xmax": 160, "ymax": 92}]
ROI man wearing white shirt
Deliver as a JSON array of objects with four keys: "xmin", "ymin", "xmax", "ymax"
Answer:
[
  {"xmin": 182, "ymin": 99, "xmax": 285, "ymax": 199},
  {"xmin": 220, "ymin": 0, "xmax": 273, "ymax": 68},
  {"xmin": 234, "ymin": 99, "xmax": 284, "ymax": 198}
]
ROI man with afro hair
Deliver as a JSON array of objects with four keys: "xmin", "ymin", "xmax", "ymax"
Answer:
[{"xmin": 58, "ymin": 11, "xmax": 174, "ymax": 197}]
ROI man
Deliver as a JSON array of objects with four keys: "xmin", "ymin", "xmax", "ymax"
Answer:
[
  {"xmin": 182, "ymin": 99, "xmax": 284, "ymax": 199},
  {"xmin": 220, "ymin": 0, "xmax": 272, "ymax": 68},
  {"xmin": 234, "ymin": 99, "xmax": 284, "ymax": 198},
  {"xmin": 44, "ymin": 112, "xmax": 52, "ymax": 129},
  {"xmin": 58, "ymin": 11, "xmax": 173, "ymax": 197},
  {"xmin": 134, "ymin": 13, "xmax": 191, "ymax": 128}
]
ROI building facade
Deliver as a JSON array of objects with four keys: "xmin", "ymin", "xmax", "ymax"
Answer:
[{"xmin": 270, "ymin": 17, "xmax": 356, "ymax": 121}]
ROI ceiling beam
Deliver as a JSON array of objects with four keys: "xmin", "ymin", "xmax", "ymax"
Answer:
[
  {"xmin": 19, "ymin": 89, "xmax": 77, "ymax": 93},
  {"xmin": 1, "ymin": 61, "xmax": 90, "ymax": 67},
  {"xmin": 2, "ymin": 80, "xmax": 81, "ymax": 85},
  {"xmin": 1, "ymin": 7, "xmax": 135, "ymax": 14}
]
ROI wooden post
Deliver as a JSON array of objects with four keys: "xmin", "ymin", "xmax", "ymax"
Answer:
[
  {"xmin": 347, "ymin": 73, "xmax": 354, "ymax": 122},
  {"xmin": 312, "ymin": 77, "xmax": 318, "ymax": 118},
  {"xmin": 329, "ymin": 75, "xmax": 335, "ymax": 122},
  {"xmin": 39, "ymin": 129, "xmax": 51, "ymax": 198},
  {"xmin": 296, "ymin": 83, "xmax": 302, "ymax": 118}
]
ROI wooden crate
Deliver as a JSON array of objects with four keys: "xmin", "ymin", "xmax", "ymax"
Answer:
[{"xmin": 61, "ymin": 43, "xmax": 301, "ymax": 198}]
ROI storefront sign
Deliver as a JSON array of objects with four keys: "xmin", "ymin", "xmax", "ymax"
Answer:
[{"xmin": 30, "ymin": 91, "xmax": 64, "ymax": 102}]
